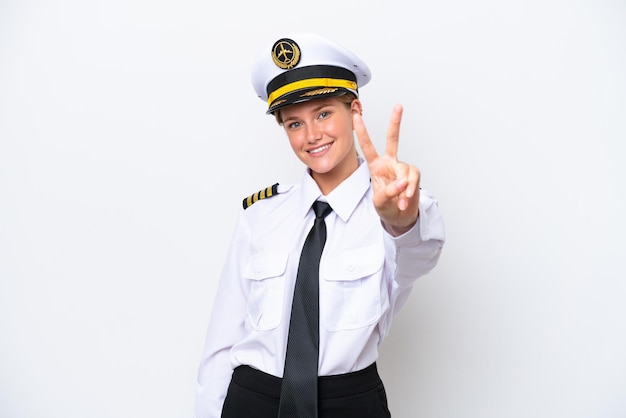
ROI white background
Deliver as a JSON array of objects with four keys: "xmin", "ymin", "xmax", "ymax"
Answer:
[{"xmin": 1, "ymin": 0, "xmax": 625, "ymax": 417}]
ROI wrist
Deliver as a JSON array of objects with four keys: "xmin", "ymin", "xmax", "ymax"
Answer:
[{"xmin": 382, "ymin": 212, "xmax": 419, "ymax": 237}]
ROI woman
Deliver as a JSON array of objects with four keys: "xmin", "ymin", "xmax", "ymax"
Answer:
[{"xmin": 194, "ymin": 33, "xmax": 445, "ymax": 418}]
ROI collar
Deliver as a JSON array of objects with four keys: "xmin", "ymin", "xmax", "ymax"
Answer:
[{"xmin": 298, "ymin": 157, "xmax": 370, "ymax": 222}]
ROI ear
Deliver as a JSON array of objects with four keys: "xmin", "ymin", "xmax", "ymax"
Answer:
[{"xmin": 350, "ymin": 99, "xmax": 363, "ymax": 115}]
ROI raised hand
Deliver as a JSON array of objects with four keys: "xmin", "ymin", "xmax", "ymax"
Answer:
[{"xmin": 354, "ymin": 104, "xmax": 420, "ymax": 236}]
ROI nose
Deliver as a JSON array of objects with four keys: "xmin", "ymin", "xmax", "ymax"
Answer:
[{"xmin": 305, "ymin": 124, "xmax": 322, "ymax": 143}]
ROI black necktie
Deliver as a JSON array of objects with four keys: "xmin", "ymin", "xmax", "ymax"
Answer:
[{"xmin": 278, "ymin": 201, "xmax": 333, "ymax": 418}]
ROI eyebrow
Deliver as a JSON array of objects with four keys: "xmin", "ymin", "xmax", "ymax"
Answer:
[{"xmin": 282, "ymin": 103, "xmax": 334, "ymax": 122}]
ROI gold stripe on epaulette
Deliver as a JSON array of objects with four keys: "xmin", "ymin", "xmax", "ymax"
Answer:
[{"xmin": 243, "ymin": 183, "xmax": 279, "ymax": 209}]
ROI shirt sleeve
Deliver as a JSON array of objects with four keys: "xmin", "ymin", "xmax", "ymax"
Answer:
[
  {"xmin": 193, "ymin": 209, "xmax": 251, "ymax": 418},
  {"xmin": 379, "ymin": 189, "xmax": 445, "ymax": 337}
]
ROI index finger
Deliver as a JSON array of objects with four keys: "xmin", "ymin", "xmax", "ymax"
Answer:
[
  {"xmin": 353, "ymin": 111, "xmax": 379, "ymax": 164},
  {"xmin": 385, "ymin": 104, "xmax": 404, "ymax": 159}
]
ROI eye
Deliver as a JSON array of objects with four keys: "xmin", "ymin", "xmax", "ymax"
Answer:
[
  {"xmin": 318, "ymin": 110, "xmax": 331, "ymax": 120},
  {"xmin": 287, "ymin": 121, "xmax": 302, "ymax": 129}
]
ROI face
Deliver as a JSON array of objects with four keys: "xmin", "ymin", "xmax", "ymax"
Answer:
[{"xmin": 279, "ymin": 97, "xmax": 362, "ymax": 193}]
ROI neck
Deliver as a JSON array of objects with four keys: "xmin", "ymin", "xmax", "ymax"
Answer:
[{"xmin": 311, "ymin": 155, "xmax": 359, "ymax": 195}]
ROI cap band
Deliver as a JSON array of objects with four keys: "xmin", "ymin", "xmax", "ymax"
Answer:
[{"xmin": 268, "ymin": 78, "xmax": 358, "ymax": 107}]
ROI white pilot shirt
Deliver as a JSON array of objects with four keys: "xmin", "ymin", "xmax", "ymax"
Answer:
[{"xmin": 194, "ymin": 157, "xmax": 445, "ymax": 418}]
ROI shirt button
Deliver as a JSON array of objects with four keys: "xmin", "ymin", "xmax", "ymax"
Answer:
[{"xmin": 347, "ymin": 264, "xmax": 355, "ymax": 272}]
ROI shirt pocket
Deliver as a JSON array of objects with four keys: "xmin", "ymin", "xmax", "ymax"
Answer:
[
  {"xmin": 244, "ymin": 251, "xmax": 289, "ymax": 331},
  {"xmin": 321, "ymin": 245, "xmax": 384, "ymax": 331}
]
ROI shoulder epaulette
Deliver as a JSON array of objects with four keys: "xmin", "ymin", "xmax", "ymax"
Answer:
[{"xmin": 242, "ymin": 183, "xmax": 280, "ymax": 209}]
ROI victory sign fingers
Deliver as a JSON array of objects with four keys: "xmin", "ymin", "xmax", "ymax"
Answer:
[{"xmin": 353, "ymin": 103, "xmax": 420, "ymax": 235}]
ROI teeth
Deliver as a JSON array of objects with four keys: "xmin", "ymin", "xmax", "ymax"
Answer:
[{"xmin": 309, "ymin": 144, "xmax": 331, "ymax": 154}]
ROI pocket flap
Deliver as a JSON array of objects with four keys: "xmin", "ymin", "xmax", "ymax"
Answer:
[
  {"xmin": 244, "ymin": 252, "xmax": 289, "ymax": 280},
  {"xmin": 322, "ymin": 245, "xmax": 383, "ymax": 281}
]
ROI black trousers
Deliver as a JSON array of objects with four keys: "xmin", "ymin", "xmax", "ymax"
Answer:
[{"xmin": 221, "ymin": 362, "xmax": 391, "ymax": 418}]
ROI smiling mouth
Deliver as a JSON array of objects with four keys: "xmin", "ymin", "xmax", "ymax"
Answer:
[{"xmin": 308, "ymin": 142, "xmax": 333, "ymax": 154}]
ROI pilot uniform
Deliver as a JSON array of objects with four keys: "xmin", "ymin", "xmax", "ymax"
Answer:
[{"xmin": 193, "ymin": 33, "xmax": 445, "ymax": 418}]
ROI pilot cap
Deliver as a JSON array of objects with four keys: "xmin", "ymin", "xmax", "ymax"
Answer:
[{"xmin": 251, "ymin": 33, "xmax": 371, "ymax": 114}]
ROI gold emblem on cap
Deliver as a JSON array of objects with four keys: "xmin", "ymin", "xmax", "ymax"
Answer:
[
  {"xmin": 271, "ymin": 38, "xmax": 301, "ymax": 69},
  {"xmin": 300, "ymin": 88, "xmax": 339, "ymax": 97}
]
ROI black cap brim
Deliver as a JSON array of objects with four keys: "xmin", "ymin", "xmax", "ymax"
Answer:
[{"xmin": 267, "ymin": 88, "xmax": 353, "ymax": 114}]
